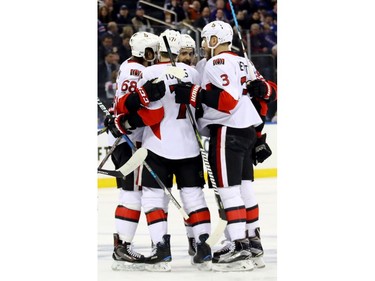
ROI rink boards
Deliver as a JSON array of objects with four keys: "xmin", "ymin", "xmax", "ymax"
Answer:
[{"xmin": 97, "ymin": 123, "xmax": 277, "ymax": 188}]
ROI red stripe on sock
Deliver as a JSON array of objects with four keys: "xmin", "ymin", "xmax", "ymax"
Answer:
[
  {"xmin": 185, "ymin": 208, "xmax": 211, "ymax": 226},
  {"xmin": 115, "ymin": 205, "xmax": 141, "ymax": 221},
  {"xmin": 226, "ymin": 206, "xmax": 246, "ymax": 223},
  {"xmin": 246, "ymin": 205, "xmax": 259, "ymax": 221},
  {"xmin": 145, "ymin": 209, "xmax": 167, "ymax": 225}
]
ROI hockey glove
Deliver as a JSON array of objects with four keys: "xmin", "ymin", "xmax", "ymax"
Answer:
[
  {"xmin": 136, "ymin": 79, "xmax": 166, "ymax": 106},
  {"xmin": 103, "ymin": 108, "xmax": 115, "ymax": 133},
  {"xmin": 106, "ymin": 113, "xmax": 132, "ymax": 138},
  {"xmin": 253, "ymin": 133, "xmax": 272, "ymax": 165},
  {"xmin": 174, "ymin": 82, "xmax": 203, "ymax": 108},
  {"xmin": 247, "ymin": 79, "xmax": 272, "ymax": 101}
]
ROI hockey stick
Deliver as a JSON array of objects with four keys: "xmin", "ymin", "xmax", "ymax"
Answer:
[
  {"xmin": 163, "ymin": 36, "xmax": 227, "ymax": 246},
  {"xmin": 98, "ymin": 142, "xmax": 148, "ymax": 178},
  {"xmin": 154, "ymin": 65, "xmax": 185, "ymax": 83},
  {"xmin": 97, "ymin": 147, "xmax": 147, "ymax": 178},
  {"xmin": 97, "ymin": 97, "xmax": 189, "ymax": 220},
  {"xmin": 98, "ymin": 136, "xmax": 122, "ymax": 170},
  {"xmin": 98, "ymin": 127, "xmax": 107, "ymax": 135},
  {"xmin": 227, "ymin": 0, "xmax": 257, "ymax": 81},
  {"xmin": 97, "ymin": 99, "xmax": 147, "ymax": 178}
]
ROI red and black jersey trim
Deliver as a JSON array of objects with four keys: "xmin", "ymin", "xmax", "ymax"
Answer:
[{"xmin": 203, "ymin": 84, "xmax": 238, "ymax": 113}]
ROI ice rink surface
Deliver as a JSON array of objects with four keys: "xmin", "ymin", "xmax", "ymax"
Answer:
[{"xmin": 98, "ymin": 177, "xmax": 277, "ymax": 281}]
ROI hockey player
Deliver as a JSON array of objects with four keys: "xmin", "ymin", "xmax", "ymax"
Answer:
[
  {"xmin": 173, "ymin": 20, "xmax": 264, "ymax": 271},
  {"xmin": 177, "ymin": 33, "xmax": 199, "ymax": 256},
  {"xmin": 138, "ymin": 29, "xmax": 212, "ymax": 272},
  {"xmin": 104, "ymin": 31, "xmax": 166, "ymax": 271},
  {"xmin": 178, "ymin": 34, "xmax": 196, "ymax": 66}
]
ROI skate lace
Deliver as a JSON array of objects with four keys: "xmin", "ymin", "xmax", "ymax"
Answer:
[
  {"xmin": 217, "ymin": 240, "xmax": 235, "ymax": 253},
  {"xmin": 150, "ymin": 244, "xmax": 157, "ymax": 256},
  {"xmin": 126, "ymin": 243, "xmax": 142, "ymax": 259}
]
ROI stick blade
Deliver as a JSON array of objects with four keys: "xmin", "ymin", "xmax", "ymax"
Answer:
[
  {"xmin": 206, "ymin": 218, "xmax": 227, "ymax": 247},
  {"xmin": 153, "ymin": 66, "xmax": 186, "ymax": 83},
  {"xmin": 165, "ymin": 65, "xmax": 186, "ymax": 80},
  {"xmin": 117, "ymin": 147, "xmax": 148, "ymax": 177}
]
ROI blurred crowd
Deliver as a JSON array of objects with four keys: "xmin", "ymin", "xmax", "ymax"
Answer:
[{"xmin": 98, "ymin": 0, "xmax": 277, "ymax": 122}]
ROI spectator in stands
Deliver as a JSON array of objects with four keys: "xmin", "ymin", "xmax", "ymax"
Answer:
[
  {"xmin": 261, "ymin": 13, "xmax": 277, "ymax": 35},
  {"xmin": 249, "ymin": 11, "xmax": 262, "ymax": 26},
  {"xmin": 213, "ymin": 9, "xmax": 229, "ymax": 23},
  {"xmin": 188, "ymin": 0, "xmax": 201, "ymax": 22},
  {"xmin": 118, "ymin": 36, "xmax": 132, "ymax": 63},
  {"xmin": 103, "ymin": 21, "xmax": 122, "ymax": 49},
  {"xmin": 116, "ymin": 5, "xmax": 132, "ymax": 25},
  {"xmin": 269, "ymin": 1, "xmax": 277, "ymax": 19},
  {"xmin": 100, "ymin": 0, "xmax": 117, "ymax": 19},
  {"xmin": 98, "ymin": 35, "xmax": 114, "ymax": 64},
  {"xmin": 209, "ymin": 0, "xmax": 231, "ymax": 22},
  {"xmin": 98, "ymin": 19, "xmax": 106, "ymax": 38},
  {"xmin": 262, "ymin": 23, "xmax": 277, "ymax": 52},
  {"xmin": 165, "ymin": 0, "xmax": 185, "ymax": 23},
  {"xmin": 131, "ymin": 7, "xmax": 151, "ymax": 31},
  {"xmin": 239, "ymin": 0, "xmax": 257, "ymax": 14},
  {"xmin": 98, "ymin": 5, "xmax": 113, "ymax": 24},
  {"xmin": 120, "ymin": 25, "xmax": 134, "ymax": 39},
  {"xmin": 98, "ymin": 48, "xmax": 119, "ymax": 107},
  {"xmin": 198, "ymin": 0, "xmax": 209, "ymax": 10},
  {"xmin": 206, "ymin": 0, "xmax": 215, "ymax": 10},
  {"xmin": 181, "ymin": 0, "xmax": 193, "ymax": 23},
  {"xmin": 250, "ymin": 23, "xmax": 268, "ymax": 54},
  {"xmin": 194, "ymin": 6, "xmax": 210, "ymax": 29},
  {"xmin": 231, "ymin": 10, "xmax": 249, "ymax": 30},
  {"xmin": 260, "ymin": 13, "xmax": 276, "ymax": 31}
]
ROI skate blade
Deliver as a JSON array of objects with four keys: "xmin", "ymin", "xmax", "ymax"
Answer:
[
  {"xmin": 251, "ymin": 256, "xmax": 266, "ymax": 268},
  {"xmin": 212, "ymin": 259, "xmax": 254, "ymax": 272},
  {"xmin": 145, "ymin": 262, "xmax": 171, "ymax": 272},
  {"xmin": 111, "ymin": 261, "xmax": 145, "ymax": 271},
  {"xmin": 191, "ymin": 259, "xmax": 212, "ymax": 271}
]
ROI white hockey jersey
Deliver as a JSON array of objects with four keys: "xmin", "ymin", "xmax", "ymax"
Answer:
[
  {"xmin": 138, "ymin": 62, "xmax": 201, "ymax": 159},
  {"xmin": 198, "ymin": 51, "xmax": 262, "ymax": 130},
  {"xmin": 195, "ymin": 58, "xmax": 207, "ymax": 77},
  {"xmin": 107, "ymin": 59, "xmax": 145, "ymax": 146}
]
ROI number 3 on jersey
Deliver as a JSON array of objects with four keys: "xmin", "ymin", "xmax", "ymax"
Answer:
[{"xmin": 220, "ymin": 74, "xmax": 230, "ymax": 86}]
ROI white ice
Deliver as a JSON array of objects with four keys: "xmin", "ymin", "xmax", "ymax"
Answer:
[{"xmin": 98, "ymin": 177, "xmax": 277, "ymax": 281}]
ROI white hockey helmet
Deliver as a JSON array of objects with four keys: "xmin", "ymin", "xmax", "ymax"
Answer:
[
  {"xmin": 201, "ymin": 20, "xmax": 233, "ymax": 48},
  {"xmin": 159, "ymin": 29, "xmax": 181, "ymax": 55},
  {"xmin": 129, "ymin": 31, "xmax": 159, "ymax": 60},
  {"xmin": 180, "ymin": 34, "xmax": 196, "ymax": 51}
]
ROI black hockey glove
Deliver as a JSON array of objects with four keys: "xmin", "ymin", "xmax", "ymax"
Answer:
[
  {"xmin": 106, "ymin": 113, "xmax": 132, "ymax": 138},
  {"xmin": 253, "ymin": 133, "xmax": 272, "ymax": 165},
  {"xmin": 103, "ymin": 107, "xmax": 115, "ymax": 133},
  {"xmin": 174, "ymin": 82, "xmax": 203, "ymax": 108},
  {"xmin": 136, "ymin": 79, "xmax": 166, "ymax": 105},
  {"xmin": 247, "ymin": 79, "xmax": 271, "ymax": 100}
]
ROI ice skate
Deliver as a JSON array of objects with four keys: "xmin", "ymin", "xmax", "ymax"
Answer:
[
  {"xmin": 212, "ymin": 238, "xmax": 254, "ymax": 272},
  {"xmin": 144, "ymin": 234, "xmax": 172, "ymax": 272},
  {"xmin": 111, "ymin": 233, "xmax": 145, "ymax": 271},
  {"xmin": 212, "ymin": 239, "xmax": 234, "ymax": 262},
  {"xmin": 188, "ymin": 237, "xmax": 196, "ymax": 256},
  {"xmin": 191, "ymin": 234, "xmax": 212, "ymax": 271},
  {"xmin": 249, "ymin": 227, "xmax": 265, "ymax": 268}
]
